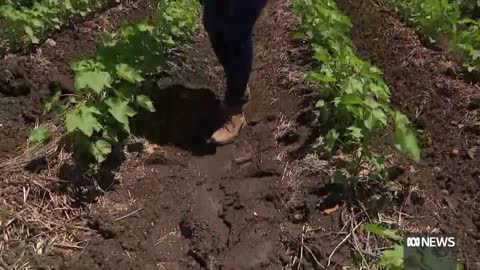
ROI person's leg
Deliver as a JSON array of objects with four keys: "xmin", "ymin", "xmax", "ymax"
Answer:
[
  {"xmin": 205, "ymin": 0, "xmax": 268, "ymax": 144},
  {"xmin": 203, "ymin": 0, "xmax": 226, "ymax": 66},
  {"xmin": 222, "ymin": 0, "xmax": 267, "ymax": 108},
  {"xmin": 222, "ymin": 36, "xmax": 253, "ymax": 108},
  {"xmin": 204, "ymin": 0, "xmax": 267, "ymax": 107}
]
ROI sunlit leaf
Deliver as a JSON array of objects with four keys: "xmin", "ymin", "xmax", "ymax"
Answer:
[
  {"xmin": 116, "ymin": 64, "xmax": 144, "ymax": 83},
  {"xmin": 380, "ymin": 245, "xmax": 404, "ymax": 270},
  {"xmin": 75, "ymin": 71, "xmax": 112, "ymax": 93},
  {"xmin": 66, "ymin": 105, "xmax": 102, "ymax": 137},
  {"xmin": 29, "ymin": 126, "xmax": 49, "ymax": 144},
  {"xmin": 90, "ymin": 139, "xmax": 112, "ymax": 163},
  {"xmin": 106, "ymin": 97, "xmax": 137, "ymax": 133},
  {"xmin": 364, "ymin": 223, "xmax": 403, "ymax": 241},
  {"xmin": 136, "ymin": 95, "xmax": 156, "ymax": 112}
]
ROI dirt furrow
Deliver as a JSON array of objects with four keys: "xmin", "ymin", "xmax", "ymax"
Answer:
[
  {"xmin": 11, "ymin": 0, "xmax": 479, "ymax": 268},
  {"xmin": 27, "ymin": 0, "xmax": 314, "ymax": 269}
]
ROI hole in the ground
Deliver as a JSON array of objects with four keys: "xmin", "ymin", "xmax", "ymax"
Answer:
[
  {"xmin": 179, "ymin": 218, "xmax": 194, "ymax": 240},
  {"xmin": 24, "ymin": 156, "xmax": 48, "ymax": 173},
  {"xmin": 132, "ymin": 83, "xmax": 224, "ymax": 156}
]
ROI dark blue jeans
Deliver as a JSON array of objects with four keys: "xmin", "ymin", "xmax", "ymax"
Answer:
[{"xmin": 203, "ymin": 0, "xmax": 268, "ymax": 107}]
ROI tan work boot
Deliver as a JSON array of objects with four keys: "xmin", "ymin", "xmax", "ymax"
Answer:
[{"xmin": 210, "ymin": 106, "xmax": 246, "ymax": 145}]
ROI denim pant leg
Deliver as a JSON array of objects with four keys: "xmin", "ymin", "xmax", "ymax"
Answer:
[
  {"xmin": 203, "ymin": 0, "xmax": 268, "ymax": 107},
  {"xmin": 222, "ymin": 35, "xmax": 253, "ymax": 107}
]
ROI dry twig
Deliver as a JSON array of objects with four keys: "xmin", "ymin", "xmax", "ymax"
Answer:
[{"xmin": 114, "ymin": 208, "xmax": 144, "ymax": 221}]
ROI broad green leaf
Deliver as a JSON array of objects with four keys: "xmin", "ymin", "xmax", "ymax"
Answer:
[
  {"xmin": 343, "ymin": 78, "xmax": 363, "ymax": 94},
  {"xmin": 136, "ymin": 95, "xmax": 156, "ymax": 112},
  {"xmin": 314, "ymin": 46, "xmax": 330, "ymax": 62},
  {"xmin": 471, "ymin": 50, "xmax": 480, "ymax": 60},
  {"xmin": 348, "ymin": 105, "xmax": 364, "ymax": 117},
  {"xmin": 106, "ymin": 97, "xmax": 137, "ymax": 132},
  {"xmin": 91, "ymin": 139, "xmax": 112, "ymax": 163},
  {"xmin": 24, "ymin": 26, "xmax": 39, "ymax": 43},
  {"xmin": 65, "ymin": 106, "xmax": 102, "ymax": 137},
  {"xmin": 380, "ymin": 245, "xmax": 404, "ymax": 270},
  {"xmin": 369, "ymin": 83, "xmax": 390, "ymax": 101},
  {"xmin": 75, "ymin": 71, "xmax": 111, "ymax": 94},
  {"xmin": 64, "ymin": 0, "xmax": 73, "ymax": 10},
  {"xmin": 88, "ymin": 105, "xmax": 102, "ymax": 115},
  {"xmin": 372, "ymin": 108, "xmax": 387, "ymax": 126},
  {"xmin": 116, "ymin": 64, "xmax": 144, "ymax": 83},
  {"xmin": 363, "ymin": 98, "xmax": 379, "ymax": 109},
  {"xmin": 347, "ymin": 126, "xmax": 363, "ymax": 139},
  {"xmin": 340, "ymin": 94, "xmax": 363, "ymax": 105},
  {"xmin": 29, "ymin": 126, "xmax": 49, "ymax": 144},
  {"xmin": 363, "ymin": 223, "xmax": 402, "ymax": 241}
]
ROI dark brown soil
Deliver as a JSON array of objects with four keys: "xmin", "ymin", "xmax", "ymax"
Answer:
[
  {"xmin": 26, "ymin": 1, "xmax": 336, "ymax": 269},
  {"xmin": 0, "ymin": 0, "xmax": 158, "ymax": 161},
  {"xmin": 3, "ymin": 0, "xmax": 480, "ymax": 269},
  {"xmin": 340, "ymin": 0, "xmax": 480, "ymax": 268}
]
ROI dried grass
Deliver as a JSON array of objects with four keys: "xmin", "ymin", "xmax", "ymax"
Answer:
[{"xmin": 0, "ymin": 123, "xmax": 91, "ymax": 267}]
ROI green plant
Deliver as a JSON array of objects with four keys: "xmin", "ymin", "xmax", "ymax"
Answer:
[
  {"xmin": 29, "ymin": 126, "xmax": 50, "ymax": 144},
  {"xmin": 451, "ymin": 18, "xmax": 480, "ymax": 72},
  {"xmin": 364, "ymin": 223, "xmax": 464, "ymax": 270},
  {"xmin": 0, "ymin": 0, "xmax": 111, "ymax": 51},
  {"xmin": 38, "ymin": 0, "xmax": 200, "ymax": 165},
  {"xmin": 364, "ymin": 223, "xmax": 404, "ymax": 270},
  {"xmin": 386, "ymin": 0, "xmax": 480, "ymax": 73},
  {"xmin": 385, "ymin": 0, "xmax": 460, "ymax": 43},
  {"xmin": 294, "ymin": 0, "xmax": 420, "ymax": 187}
]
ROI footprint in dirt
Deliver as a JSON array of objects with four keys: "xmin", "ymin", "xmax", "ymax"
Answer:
[{"xmin": 132, "ymin": 82, "xmax": 225, "ymax": 156}]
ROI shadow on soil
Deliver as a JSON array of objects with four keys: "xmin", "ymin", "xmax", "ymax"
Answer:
[
  {"xmin": 24, "ymin": 81, "xmax": 226, "ymax": 206},
  {"xmin": 132, "ymin": 82, "xmax": 225, "ymax": 156}
]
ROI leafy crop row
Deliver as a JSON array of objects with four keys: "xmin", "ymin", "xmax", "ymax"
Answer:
[
  {"xmin": 386, "ymin": 0, "xmax": 480, "ymax": 74},
  {"xmin": 31, "ymin": 0, "xmax": 199, "ymax": 165},
  {"xmin": 293, "ymin": 0, "xmax": 420, "ymax": 187},
  {"xmin": 0, "ymin": 0, "xmax": 113, "ymax": 53}
]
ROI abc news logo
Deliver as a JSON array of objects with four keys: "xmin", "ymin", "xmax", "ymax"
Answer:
[{"xmin": 406, "ymin": 236, "xmax": 456, "ymax": 248}]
